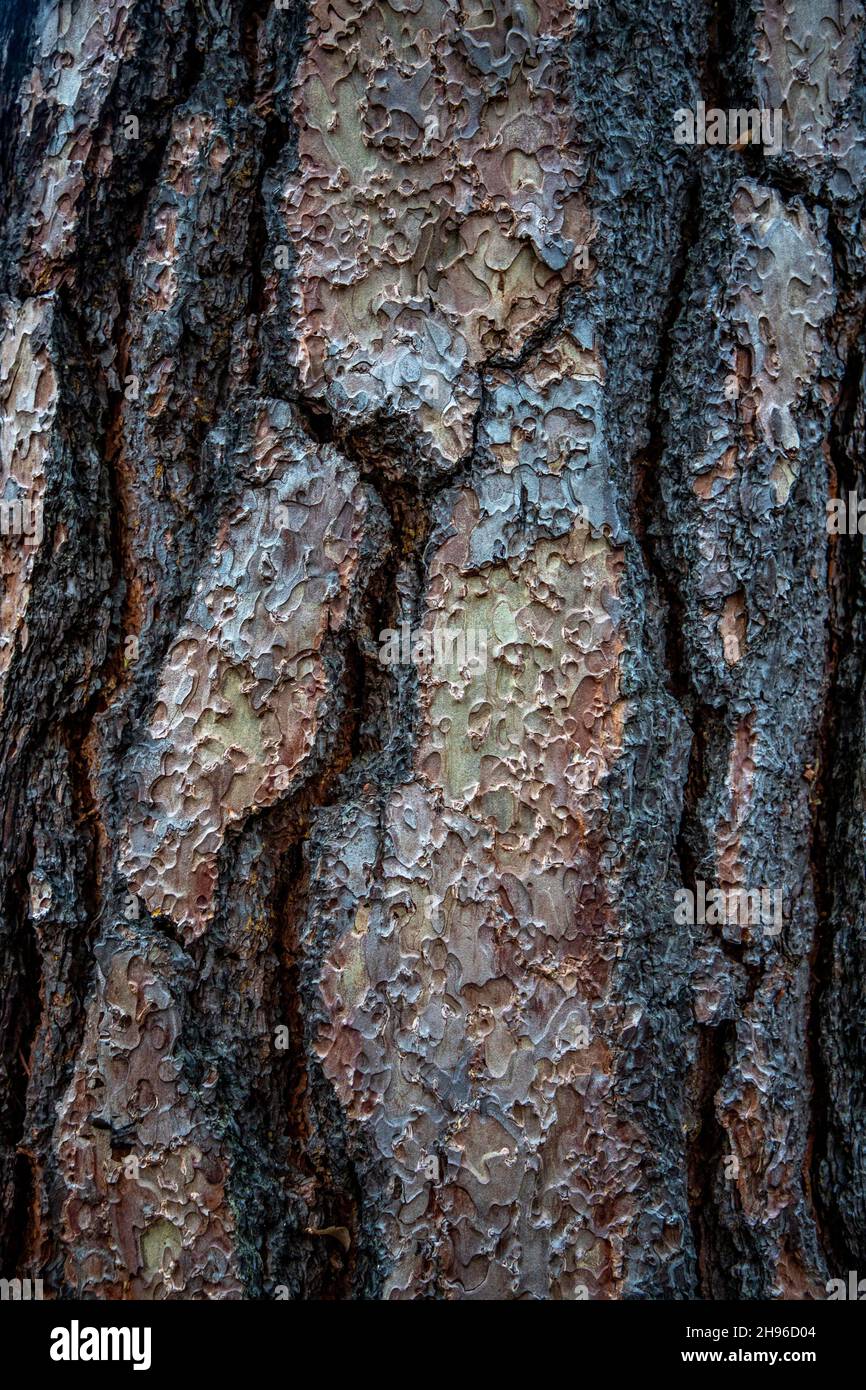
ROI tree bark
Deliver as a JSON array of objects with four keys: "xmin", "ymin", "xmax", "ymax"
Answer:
[{"xmin": 1, "ymin": 0, "xmax": 866, "ymax": 1301}]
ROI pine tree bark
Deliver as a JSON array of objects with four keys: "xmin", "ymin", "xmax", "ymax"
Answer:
[{"xmin": 1, "ymin": 0, "xmax": 866, "ymax": 1300}]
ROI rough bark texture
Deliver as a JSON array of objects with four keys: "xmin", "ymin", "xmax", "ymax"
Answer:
[{"xmin": 1, "ymin": 0, "xmax": 866, "ymax": 1301}]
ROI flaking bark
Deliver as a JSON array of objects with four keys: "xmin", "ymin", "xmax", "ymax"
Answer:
[{"xmin": 1, "ymin": 0, "xmax": 866, "ymax": 1300}]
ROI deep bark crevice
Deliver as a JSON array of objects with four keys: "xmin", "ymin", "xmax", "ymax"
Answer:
[
  {"xmin": 808, "ymin": 304, "xmax": 866, "ymax": 1274},
  {"xmin": 686, "ymin": 1018, "xmax": 736, "ymax": 1298},
  {"xmin": 3, "ymin": 0, "xmax": 866, "ymax": 1303}
]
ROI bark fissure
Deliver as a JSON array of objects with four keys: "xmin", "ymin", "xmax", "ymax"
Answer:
[
  {"xmin": 4, "ymin": 0, "xmax": 866, "ymax": 1302},
  {"xmin": 808, "ymin": 299, "xmax": 866, "ymax": 1272}
]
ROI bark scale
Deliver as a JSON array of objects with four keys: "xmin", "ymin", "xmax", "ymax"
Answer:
[{"xmin": 1, "ymin": 0, "xmax": 865, "ymax": 1300}]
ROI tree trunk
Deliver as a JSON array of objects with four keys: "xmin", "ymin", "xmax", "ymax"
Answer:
[{"xmin": 1, "ymin": 0, "xmax": 865, "ymax": 1301}]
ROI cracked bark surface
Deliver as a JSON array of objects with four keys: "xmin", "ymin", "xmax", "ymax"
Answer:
[{"xmin": 1, "ymin": 0, "xmax": 866, "ymax": 1300}]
